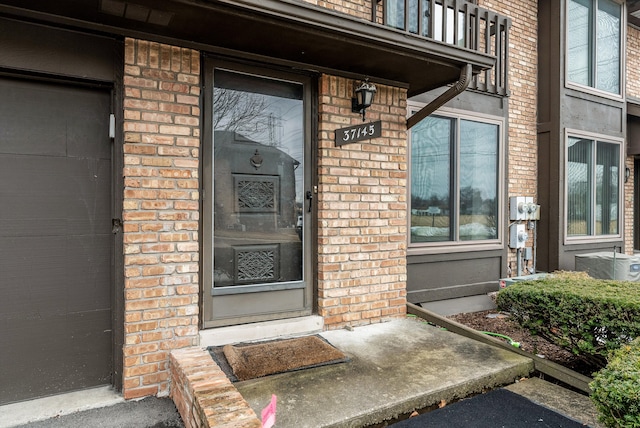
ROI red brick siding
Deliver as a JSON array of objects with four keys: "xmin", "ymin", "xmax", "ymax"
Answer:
[
  {"xmin": 627, "ymin": 26, "xmax": 640, "ymax": 99},
  {"xmin": 301, "ymin": 0, "xmax": 373, "ymax": 20},
  {"xmin": 170, "ymin": 349, "xmax": 261, "ymax": 428},
  {"xmin": 122, "ymin": 38, "xmax": 201, "ymax": 399},
  {"xmin": 317, "ymin": 75, "xmax": 408, "ymax": 329}
]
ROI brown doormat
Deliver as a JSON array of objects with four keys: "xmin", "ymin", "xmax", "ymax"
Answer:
[{"xmin": 217, "ymin": 336, "xmax": 348, "ymax": 382}]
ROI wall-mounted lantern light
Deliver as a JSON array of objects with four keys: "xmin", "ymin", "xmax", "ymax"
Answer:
[
  {"xmin": 351, "ymin": 79, "xmax": 377, "ymax": 122},
  {"xmin": 625, "ymin": 167, "xmax": 631, "ymax": 183}
]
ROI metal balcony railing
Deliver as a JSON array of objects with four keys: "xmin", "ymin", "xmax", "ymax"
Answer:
[{"xmin": 372, "ymin": 0, "xmax": 511, "ymax": 96}]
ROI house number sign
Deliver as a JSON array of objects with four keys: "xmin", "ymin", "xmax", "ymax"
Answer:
[{"xmin": 335, "ymin": 120, "xmax": 382, "ymax": 146}]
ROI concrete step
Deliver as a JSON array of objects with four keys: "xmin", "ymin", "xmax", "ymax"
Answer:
[
  {"xmin": 235, "ymin": 318, "xmax": 533, "ymax": 428},
  {"xmin": 505, "ymin": 377, "xmax": 604, "ymax": 428}
]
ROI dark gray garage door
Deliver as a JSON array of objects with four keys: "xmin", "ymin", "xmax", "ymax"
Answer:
[{"xmin": 0, "ymin": 77, "xmax": 113, "ymax": 404}]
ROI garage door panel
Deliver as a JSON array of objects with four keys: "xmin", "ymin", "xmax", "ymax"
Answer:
[
  {"xmin": 0, "ymin": 76, "xmax": 114, "ymax": 404},
  {"xmin": 0, "ymin": 233, "xmax": 111, "ymax": 318},
  {"xmin": 66, "ymin": 233, "xmax": 112, "ymax": 313},
  {"xmin": 0, "ymin": 79, "xmax": 111, "ymax": 159},
  {"xmin": 64, "ymin": 157, "xmax": 112, "ymax": 233},
  {"xmin": 0, "ymin": 80, "xmax": 71, "ymax": 157},
  {"xmin": 0, "ymin": 236, "xmax": 70, "ymax": 319},
  {"xmin": 65, "ymin": 92, "xmax": 112, "ymax": 160},
  {"xmin": 0, "ymin": 156, "xmax": 111, "ymax": 237},
  {"xmin": 0, "ymin": 310, "xmax": 112, "ymax": 403}
]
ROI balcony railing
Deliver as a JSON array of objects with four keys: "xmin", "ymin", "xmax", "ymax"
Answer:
[{"xmin": 372, "ymin": 0, "xmax": 511, "ymax": 96}]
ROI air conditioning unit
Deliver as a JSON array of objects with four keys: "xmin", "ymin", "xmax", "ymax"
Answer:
[{"xmin": 575, "ymin": 252, "xmax": 640, "ymax": 281}]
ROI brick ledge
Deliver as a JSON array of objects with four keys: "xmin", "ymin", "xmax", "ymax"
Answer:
[{"xmin": 170, "ymin": 348, "xmax": 261, "ymax": 428}]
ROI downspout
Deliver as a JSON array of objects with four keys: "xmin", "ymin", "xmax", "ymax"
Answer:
[{"xmin": 407, "ymin": 63, "xmax": 473, "ymax": 129}]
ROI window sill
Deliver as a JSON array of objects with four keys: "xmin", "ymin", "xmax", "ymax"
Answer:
[
  {"xmin": 408, "ymin": 241, "xmax": 504, "ymax": 256},
  {"xmin": 564, "ymin": 82, "xmax": 623, "ymax": 103},
  {"xmin": 564, "ymin": 235, "xmax": 622, "ymax": 246}
]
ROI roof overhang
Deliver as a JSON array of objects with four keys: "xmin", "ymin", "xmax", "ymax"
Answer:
[{"xmin": 0, "ymin": 0, "xmax": 495, "ymax": 96}]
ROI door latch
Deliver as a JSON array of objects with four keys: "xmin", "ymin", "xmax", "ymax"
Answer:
[
  {"xmin": 305, "ymin": 191, "xmax": 313, "ymax": 213},
  {"xmin": 112, "ymin": 218, "xmax": 122, "ymax": 234}
]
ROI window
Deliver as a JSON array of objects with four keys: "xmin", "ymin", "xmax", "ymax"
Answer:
[
  {"xmin": 385, "ymin": 0, "xmax": 465, "ymax": 45},
  {"xmin": 566, "ymin": 133, "xmax": 621, "ymax": 238},
  {"xmin": 410, "ymin": 111, "xmax": 501, "ymax": 245},
  {"xmin": 566, "ymin": 0, "xmax": 622, "ymax": 95}
]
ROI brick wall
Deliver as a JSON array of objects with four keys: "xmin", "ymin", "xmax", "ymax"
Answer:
[
  {"xmin": 317, "ymin": 75, "xmax": 408, "ymax": 329},
  {"xmin": 122, "ymin": 38, "xmax": 201, "ymax": 399},
  {"xmin": 627, "ymin": 26, "xmax": 640, "ymax": 99},
  {"xmin": 170, "ymin": 348, "xmax": 261, "ymax": 428},
  {"xmin": 483, "ymin": 0, "xmax": 538, "ymax": 268},
  {"xmin": 301, "ymin": 0, "xmax": 373, "ymax": 20},
  {"xmin": 625, "ymin": 27, "xmax": 640, "ymax": 254}
]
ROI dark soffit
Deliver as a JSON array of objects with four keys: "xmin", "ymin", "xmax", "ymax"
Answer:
[{"xmin": 0, "ymin": 0, "xmax": 496, "ymax": 97}]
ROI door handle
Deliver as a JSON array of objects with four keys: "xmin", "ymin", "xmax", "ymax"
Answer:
[{"xmin": 305, "ymin": 190, "xmax": 313, "ymax": 213}]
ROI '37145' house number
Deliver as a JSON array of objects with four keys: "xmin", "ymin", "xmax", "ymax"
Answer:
[{"xmin": 335, "ymin": 120, "xmax": 382, "ymax": 146}]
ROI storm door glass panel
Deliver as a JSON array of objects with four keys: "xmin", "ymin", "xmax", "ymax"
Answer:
[
  {"xmin": 385, "ymin": 0, "xmax": 405, "ymax": 29},
  {"xmin": 432, "ymin": 2, "xmax": 445, "ymax": 42},
  {"xmin": 595, "ymin": 142, "xmax": 619, "ymax": 235},
  {"xmin": 410, "ymin": 115, "xmax": 454, "ymax": 243},
  {"xmin": 596, "ymin": 0, "xmax": 620, "ymax": 93},
  {"xmin": 212, "ymin": 70, "xmax": 304, "ymax": 288},
  {"xmin": 421, "ymin": 0, "xmax": 431, "ymax": 37},
  {"xmin": 567, "ymin": 137, "xmax": 593, "ymax": 236},
  {"xmin": 459, "ymin": 120, "xmax": 498, "ymax": 241},
  {"xmin": 567, "ymin": 0, "xmax": 592, "ymax": 87}
]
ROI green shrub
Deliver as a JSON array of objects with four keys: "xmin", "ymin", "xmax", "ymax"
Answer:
[
  {"xmin": 590, "ymin": 337, "xmax": 640, "ymax": 428},
  {"xmin": 496, "ymin": 271, "xmax": 640, "ymax": 369}
]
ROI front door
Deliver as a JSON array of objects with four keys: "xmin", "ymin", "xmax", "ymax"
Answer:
[{"xmin": 203, "ymin": 61, "xmax": 313, "ymax": 327}]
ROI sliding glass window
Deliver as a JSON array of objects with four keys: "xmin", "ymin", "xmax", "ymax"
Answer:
[
  {"xmin": 566, "ymin": 0, "xmax": 622, "ymax": 95},
  {"xmin": 566, "ymin": 134, "xmax": 621, "ymax": 238},
  {"xmin": 410, "ymin": 112, "xmax": 501, "ymax": 246}
]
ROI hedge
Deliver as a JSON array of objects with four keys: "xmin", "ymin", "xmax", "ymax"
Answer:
[
  {"xmin": 496, "ymin": 271, "xmax": 640, "ymax": 369},
  {"xmin": 590, "ymin": 337, "xmax": 640, "ymax": 428}
]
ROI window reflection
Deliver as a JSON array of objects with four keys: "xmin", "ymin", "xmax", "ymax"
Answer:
[
  {"xmin": 212, "ymin": 71, "xmax": 304, "ymax": 287},
  {"xmin": 567, "ymin": 0, "xmax": 621, "ymax": 94},
  {"xmin": 567, "ymin": 136, "xmax": 620, "ymax": 237},
  {"xmin": 410, "ymin": 114, "xmax": 499, "ymax": 244}
]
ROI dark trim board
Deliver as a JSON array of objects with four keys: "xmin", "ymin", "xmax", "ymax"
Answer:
[
  {"xmin": 407, "ymin": 303, "xmax": 593, "ymax": 394},
  {"xmin": 407, "ymin": 281, "xmax": 500, "ymax": 304}
]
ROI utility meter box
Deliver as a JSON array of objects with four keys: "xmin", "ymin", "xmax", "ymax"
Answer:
[
  {"xmin": 575, "ymin": 252, "xmax": 640, "ymax": 281},
  {"xmin": 509, "ymin": 224, "xmax": 528, "ymax": 248}
]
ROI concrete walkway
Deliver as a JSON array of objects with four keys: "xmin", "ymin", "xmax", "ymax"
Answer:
[
  {"xmin": 1, "ymin": 317, "xmax": 605, "ymax": 428},
  {"xmin": 1, "ymin": 390, "xmax": 183, "ymax": 428},
  {"xmin": 235, "ymin": 318, "xmax": 533, "ymax": 428}
]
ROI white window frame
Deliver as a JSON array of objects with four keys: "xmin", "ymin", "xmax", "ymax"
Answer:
[
  {"xmin": 407, "ymin": 104, "xmax": 505, "ymax": 255},
  {"xmin": 563, "ymin": 128, "xmax": 624, "ymax": 244},
  {"xmin": 564, "ymin": 0, "xmax": 625, "ymax": 100}
]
